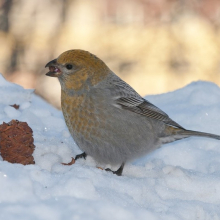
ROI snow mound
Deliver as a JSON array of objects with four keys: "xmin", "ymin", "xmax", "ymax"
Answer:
[{"xmin": 0, "ymin": 74, "xmax": 220, "ymax": 220}]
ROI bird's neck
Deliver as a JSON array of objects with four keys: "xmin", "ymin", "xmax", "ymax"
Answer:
[{"xmin": 60, "ymin": 69, "xmax": 112, "ymax": 94}]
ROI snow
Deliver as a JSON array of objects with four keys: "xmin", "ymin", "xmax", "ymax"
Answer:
[{"xmin": 0, "ymin": 73, "xmax": 220, "ymax": 220}]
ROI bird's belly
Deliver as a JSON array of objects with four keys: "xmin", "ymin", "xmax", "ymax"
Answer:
[{"xmin": 62, "ymin": 97, "xmax": 161, "ymax": 165}]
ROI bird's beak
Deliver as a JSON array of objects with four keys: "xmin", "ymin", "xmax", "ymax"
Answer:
[{"xmin": 45, "ymin": 59, "xmax": 61, "ymax": 77}]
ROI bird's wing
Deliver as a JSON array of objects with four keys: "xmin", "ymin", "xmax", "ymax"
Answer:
[{"xmin": 112, "ymin": 77, "xmax": 184, "ymax": 129}]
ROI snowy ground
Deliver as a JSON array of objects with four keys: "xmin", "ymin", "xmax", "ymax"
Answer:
[{"xmin": 0, "ymin": 74, "xmax": 220, "ymax": 220}]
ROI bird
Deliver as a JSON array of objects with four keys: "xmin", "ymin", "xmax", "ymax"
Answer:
[{"xmin": 45, "ymin": 49, "xmax": 220, "ymax": 176}]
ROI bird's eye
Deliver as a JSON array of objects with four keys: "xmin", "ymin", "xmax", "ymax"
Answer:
[{"xmin": 66, "ymin": 64, "xmax": 73, "ymax": 70}]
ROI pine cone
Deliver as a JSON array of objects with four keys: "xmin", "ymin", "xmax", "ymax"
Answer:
[{"xmin": 0, "ymin": 120, "xmax": 35, "ymax": 165}]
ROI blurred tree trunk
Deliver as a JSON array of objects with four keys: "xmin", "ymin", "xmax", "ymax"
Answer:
[{"xmin": 0, "ymin": 0, "xmax": 13, "ymax": 32}]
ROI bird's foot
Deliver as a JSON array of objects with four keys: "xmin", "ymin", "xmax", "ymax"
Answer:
[
  {"xmin": 75, "ymin": 152, "xmax": 87, "ymax": 161},
  {"xmin": 105, "ymin": 163, "xmax": 125, "ymax": 176}
]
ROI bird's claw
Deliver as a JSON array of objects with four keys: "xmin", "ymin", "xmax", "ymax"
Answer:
[
  {"xmin": 105, "ymin": 163, "xmax": 125, "ymax": 176},
  {"xmin": 75, "ymin": 152, "xmax": 87, "ymax": 161}
]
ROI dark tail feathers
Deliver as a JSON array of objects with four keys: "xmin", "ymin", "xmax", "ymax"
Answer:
[
  {"xmin": 160, "ymin": 126, "xmax": 220, "ymax": 144},
  {"xmin": 178, "ymin": 129, "xmax": 220, "ymax": 140}
]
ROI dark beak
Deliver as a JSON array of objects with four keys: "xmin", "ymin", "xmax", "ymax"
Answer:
[{"xmin": 45, "ymin": 59, "xmax": 61, "ymax": 77}]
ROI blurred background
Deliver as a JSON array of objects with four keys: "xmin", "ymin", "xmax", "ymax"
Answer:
[{"xmin": 1, "ymin": 0, "xmax": 220, "ymax": 108}]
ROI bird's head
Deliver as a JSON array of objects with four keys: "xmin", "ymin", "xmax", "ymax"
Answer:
[{"xmin": 45, "ymin": 49, "xmax": 111, "ymax": 91}]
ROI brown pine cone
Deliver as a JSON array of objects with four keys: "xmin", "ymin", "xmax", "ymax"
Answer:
[{"xmin": 0, "ymin": 120, "xmax": 35, "ymax": 165}]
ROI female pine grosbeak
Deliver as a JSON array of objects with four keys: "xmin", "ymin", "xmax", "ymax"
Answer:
[{"xmin": 45, "ymin": 49, "xmax": 220, "ymax": 176}]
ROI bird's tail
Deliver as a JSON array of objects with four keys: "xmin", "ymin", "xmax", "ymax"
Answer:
[
  {"xmin": 160, "ymin": 126, "xmax": 220, "ymax": 144},
  {"xmin": 178, "ymin": 129, "xmax": 220, "ymax": 140}
]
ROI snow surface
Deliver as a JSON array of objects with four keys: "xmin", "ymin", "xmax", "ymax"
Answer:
[{"xmin": 0, "ymin": 74, "xmax": 220, "ymax": 220}]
